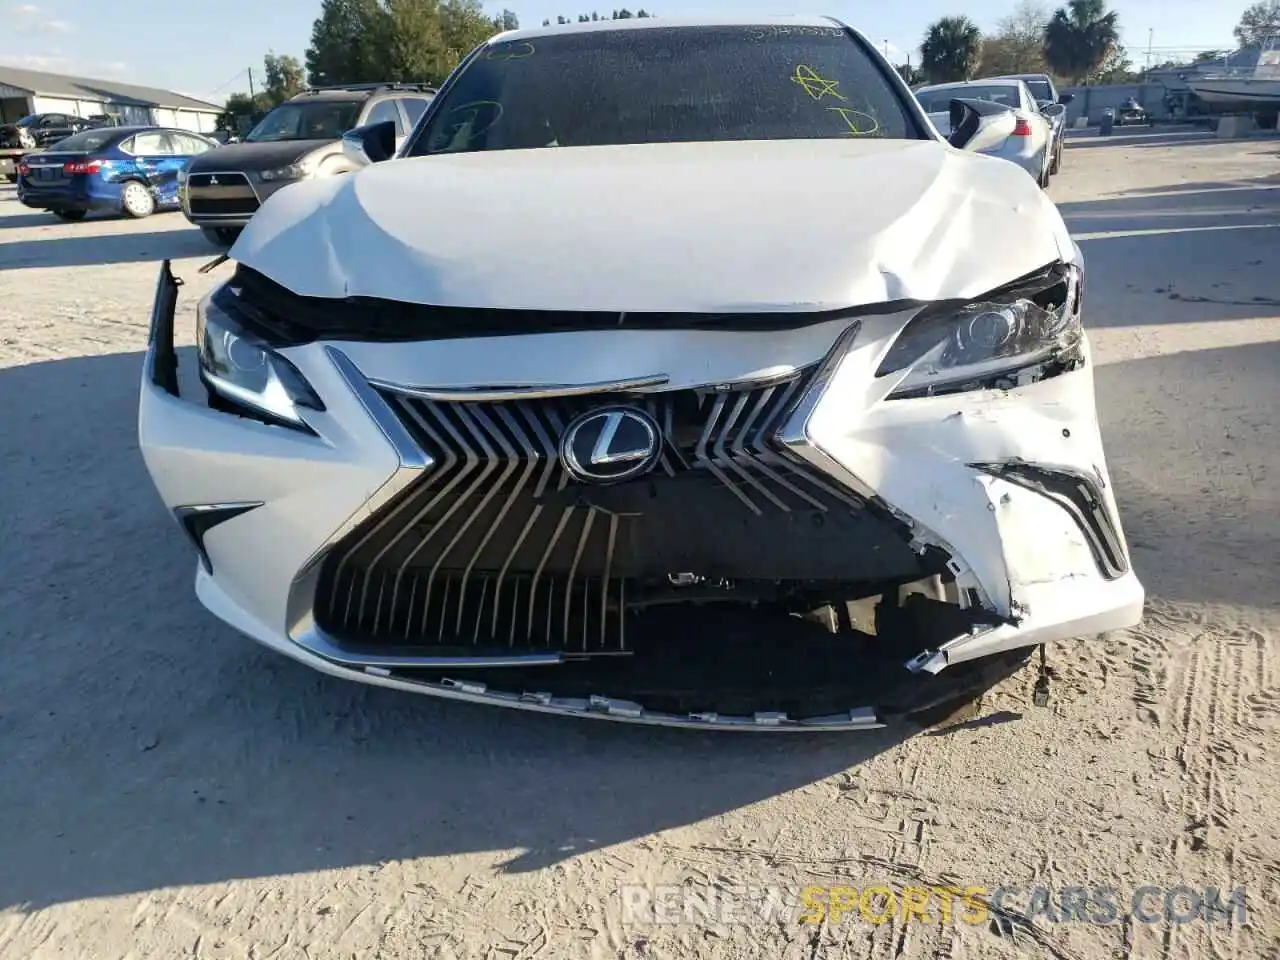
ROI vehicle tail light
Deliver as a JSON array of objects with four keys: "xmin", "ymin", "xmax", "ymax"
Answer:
[
  {"xmin": 63, "ymin": 160, "xmax": 102, "ymax": 174},
  {"xmin": 17, "ymin": 162, "xmax": 29, "ymax": 176},
  {"xmin": 1011, "ymin": 117, "xmax": 1033, "ymax": 137}
]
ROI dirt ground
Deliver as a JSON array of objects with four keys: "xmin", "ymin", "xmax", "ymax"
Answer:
[{"xmin": 1, "ymin": 129, "xmax": 1278, "ymax": 960}]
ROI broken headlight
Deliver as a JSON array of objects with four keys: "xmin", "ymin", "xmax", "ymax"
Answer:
[
  {"xmin": 877, "ymin": 264, "xmax": 1082, "ymax": 399},
  {"xmin": 196, "ymin": 288, "xmax": 323, "ymax": 428}
]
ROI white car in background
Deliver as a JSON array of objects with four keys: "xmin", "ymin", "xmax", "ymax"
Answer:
[
  {"xmin": 139, "ymin": 15, "xmax": 1142, "ymax": 731},
  {"xmin": 915, "ymin": 78, "xmax": 1054, "ymax": 187}
]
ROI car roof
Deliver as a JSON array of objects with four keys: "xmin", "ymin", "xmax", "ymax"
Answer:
[
  {"xmin": 492, "ymin": 13, "xmax": 844, "ymax": 43},
  {"xmin": 916, "ymin": 79, "xmax": 1027, "ymax": 92},
  {"xmin": 993, "ymin": 73, "xmax": 1052, "ymax": 80},
  {"xmin": 285, "ymin": 89, "xmax": 372, "ymax": 102}
]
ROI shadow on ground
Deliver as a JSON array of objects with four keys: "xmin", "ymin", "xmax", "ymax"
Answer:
[
  {"xmin": 0, "ymin": 348, "xmax": 930, "ymax": 913},
  {"xmin": 0, "ymin": 210, "xmax": 59, "ymax": 230},
  {"xmin": 1065, "ymin": 128, "xmax": 1280, "ymax": 151},
  {"xmin": 0, "ymin": 220, "xmax": 209, "ymax": 268},
  {"xmin": 1061, "ymin": 178, "xmax": 1280, "ymax": 324},
  {"xmin": 1, "ymin": 323, "xmax": 1276, "ymax": 911}
]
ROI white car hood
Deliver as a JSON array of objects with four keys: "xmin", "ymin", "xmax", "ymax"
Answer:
[{"xmin": 232, "ymin": 138, "xmax": 1075, "ymax": 313}]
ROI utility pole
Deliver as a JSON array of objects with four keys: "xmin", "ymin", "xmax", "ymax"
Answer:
[
  {"xmin": 1146, "ymin": 29, "xmax": 1154, "ymax": 71},
  {"xmin": 247, "ymin": 66, "xmax": 256, "ymax": 100}
]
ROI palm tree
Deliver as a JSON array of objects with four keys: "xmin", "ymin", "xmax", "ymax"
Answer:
[
  {"xmin": 1044, "ymin": 0, "xmax": 1120, "ymax": 85},
  {"xmin": 920, "ymin": 16, "xmax": 984, "ymax": 83}
]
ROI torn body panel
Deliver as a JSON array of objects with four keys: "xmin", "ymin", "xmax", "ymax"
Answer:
[{"xmin": 789, "ymin": 311, "xmax": 1142, "ymax": 672}]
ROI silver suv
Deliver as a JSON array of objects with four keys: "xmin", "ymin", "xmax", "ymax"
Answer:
[{"xmin": 180, "ymin": 83, "xmax": 435, "ymax": 247}]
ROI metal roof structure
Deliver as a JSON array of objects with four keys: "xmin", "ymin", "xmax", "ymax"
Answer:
[{"xmin": 0, "ymin": 64, "xmax": 222, "ymax": 112}]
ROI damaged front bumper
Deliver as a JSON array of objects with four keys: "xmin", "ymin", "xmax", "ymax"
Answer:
[{"xmin": 139, "ymin": 261, "xmax": 1144, "ymax": 730}]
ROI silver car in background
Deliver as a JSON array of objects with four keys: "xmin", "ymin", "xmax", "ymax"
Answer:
[{"xmin": 915, "ymin": 79, "xmax": 1053, "ymax": 187}]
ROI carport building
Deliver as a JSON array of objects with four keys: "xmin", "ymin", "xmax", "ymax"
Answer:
[{"xmin": 0, "ymin": 66, "xmax": 222, "ymax": 133}]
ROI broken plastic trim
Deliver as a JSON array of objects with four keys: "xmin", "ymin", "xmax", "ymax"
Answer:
[
  {"xmin": 146, "ymin": 259, "xmax": 182, "ymax": 397},
  {"xmin": 174, "ymin": 502, "xmax": 264, "ymax": 574},
  {"xmin": 340, "ymin": 644, "xmax": 1036, "ymax": 731},
  {"xmin": 971, "ymin": 461, "xmax": 1130, "ymax": 580}
]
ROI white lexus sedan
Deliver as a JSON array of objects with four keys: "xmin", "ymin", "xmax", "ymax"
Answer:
[
  {"xmin": 139, "ymin": 15, "xmax": 1143, "ymax": 731},
  {"xmin": 914, "ymin": 78, "xmax": 1055, "ymax": 186}
]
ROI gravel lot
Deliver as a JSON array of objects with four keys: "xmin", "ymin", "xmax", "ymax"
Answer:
[{"xmin": 2, "ymin": 130, "xmax": 1278, "ymax": 960}]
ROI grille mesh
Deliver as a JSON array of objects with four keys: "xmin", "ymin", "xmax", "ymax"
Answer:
[{"xmin": 314, "ymin": 370, "xmax": 868, "ymax": 655}]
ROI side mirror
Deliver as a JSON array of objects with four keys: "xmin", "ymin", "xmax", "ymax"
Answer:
[
  {"xmin": 1041, "ymin": 103, "xmax": 1066, "ymax": 118},
  {"xmin": 947, "ymin": 97, "xmax": 1010, "ymax": 150},
  {"xmin": 1057, "ymin": 93, "xmax": 1075, "ymax": 105},
  {"xmin": 342, "ymin": 120, "xmax": 396, "ymax": 165}
]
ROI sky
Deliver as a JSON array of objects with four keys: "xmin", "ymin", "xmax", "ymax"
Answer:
[{"xmin": 0, "ymin": 0, "xmax": 1246, "ymax": 104}]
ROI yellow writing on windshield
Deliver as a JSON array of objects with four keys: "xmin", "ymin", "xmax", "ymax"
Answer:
[
  {"xmin": 791, "ymin": 64, "xmax": 846, "ymax": 102},
  {"xmin": 828, "ymin": 106, "xmax": 880, "ymax": 136},
  {"xmin": 486, "ymin": 41, "xmax": 536, "ymax": 60}
]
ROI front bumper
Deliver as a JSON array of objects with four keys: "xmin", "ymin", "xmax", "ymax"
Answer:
[{"xmin": 139, "ymin": 263, "xmax": 1144, "ymax": 729}]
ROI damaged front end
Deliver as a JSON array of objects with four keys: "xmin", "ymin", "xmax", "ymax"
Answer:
[{"xmin": 140, "ymin": 256, "xmax": 1143, "ymax": 731}]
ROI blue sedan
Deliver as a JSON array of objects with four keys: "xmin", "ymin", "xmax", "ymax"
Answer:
[{"xmin": 16, "ymin": 125, "xmax": 220, "ymax": 221}]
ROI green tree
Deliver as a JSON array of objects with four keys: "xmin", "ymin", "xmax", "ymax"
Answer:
[
  {"xmin": 439, "ymin": 0, "xmax": 502, "ymax": 65},
  {"xmin": 979, "ymin": 0, "xmax": 1051, "ymax": 76},
  {"xmin": 382, "ymin": 0, "xmax": 448, "ymax": 83},
  {"xmin": 304, "ymin": 0, "xmax": 385, "ymax": 85},
  {"xmin": 1089, "ymin": 44, "xmax": 1135, "ymax": 82},
  {"xmin": 1235, "ymin": 0, "xmax": 1280, "ymax": 46},
  {"xmin": 920, "ymin": 16, "xmax": 983, "ymax": 83},
  {"xmin": 1044, "ymin": 0, "xmax": 1120, "ymax": 85},
  {"xmin": 496, "ymin": 8, "xmax": 519, "ymax": 29},
  {"xmin": 895, "ymin": 62, "xmax": 922, "ymax": 86},
  {"xmin": 546, "ymin": 9, "xmax": 652, "ymax": 23},
  {"xmin": 263, "ymin": 52, "xmax": 306, "ymax": 104}
]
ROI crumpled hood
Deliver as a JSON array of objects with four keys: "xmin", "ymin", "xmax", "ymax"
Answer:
[
  {"xmin": 189, "ymin": 139, "xmax": 330, "ymax": 172},
  {"xmin": 233, "ymin": 139, "xmax": 1075, "ymax": 313}
]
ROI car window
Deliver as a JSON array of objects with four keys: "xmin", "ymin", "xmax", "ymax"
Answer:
[
  {"xmin": 411, "ymin": 24, "xmax": 921, "ymax": 155},
  {"xmin": 132, "ymin": 131, "xmax": 176, "ymax": 155},
  {"xmin": 245, "ymin": 100, "xmax": 363, "ymax": 142},
  {"xmin": 171, "ymin": 132, "xmax": 214, "ymax": 155},
  {"xmin": 39, "ymin": 115, "xmax": 64, "ymax": 127},
  {"xmin": 365, "ymin": 98, "xmax": 405, "ymax": 135},
  {"xmin": 916, "ymin": 86, "xmax": 1020, "ymax": 112},
  {"xmin": 400, "ymin": 96, "xmax": 432, "ymax": 125},
  {"xmin": 1023, "ymin": 79, "xmax": 1054, "ymax": 102},
  {"xmin": 43, "ymin": 128, "xmax": 119, "ymax": 152}
]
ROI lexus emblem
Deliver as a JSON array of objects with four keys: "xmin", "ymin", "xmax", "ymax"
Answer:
[{"xmin": 560, "ymin": 406, "xmax": 662, "ymax": 484}]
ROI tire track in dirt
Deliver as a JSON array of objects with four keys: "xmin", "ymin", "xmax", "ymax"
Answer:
[{"xmin": 1159, "ymin": 612, "xmax": 1266, "ymax": 960}]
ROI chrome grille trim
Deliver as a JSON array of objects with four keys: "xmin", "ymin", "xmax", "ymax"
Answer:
[{"xmin": 310, "ymin": 341, "xmax": 869, "ymax": 658}]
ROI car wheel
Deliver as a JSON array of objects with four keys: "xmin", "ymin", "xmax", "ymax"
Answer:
[
  {"xmin": 121, "ymin": 181, "xmax": 156, "ymax": 218},
  {"xmin": 200, "ymin": 226, "xmax": 241, "ymax": 248},
  {"xmin": 53, "ymin": 208, "xmax": 87, "ymax": 222}
]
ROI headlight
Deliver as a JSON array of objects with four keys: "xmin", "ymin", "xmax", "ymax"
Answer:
[
  {"xmin": 196, "ymin": 289, "xmax": 323, "ymax": 427},
  {"xmin": 176, "ymin": 165, "xmax": 188, "ymax": 183},
  {"xmin": 18, "ymin": 130, "xmax": 35, "ymax": 147},
  {"xmin": 876, "ymin": 264, "xmax": 1082, "ymax": 399},
  {"xmin": 258, "ymin": 162, "xmax": 313, "ymax": 182}
]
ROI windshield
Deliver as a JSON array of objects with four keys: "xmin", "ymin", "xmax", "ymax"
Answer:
[
  {"xmin": 916, "ymin": 86, "xmax": 1021, "ymax": 113},
  {"xmin": 38, "ymin": 128, "xmax": 119, "ymax": 152},
  {"xmin": 410, "ymin": 25, "xmax": 921, "ymax": 155},
  {"xmin": 246, "ymin": 100, "xmax": 362, "ymax": 142}
]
